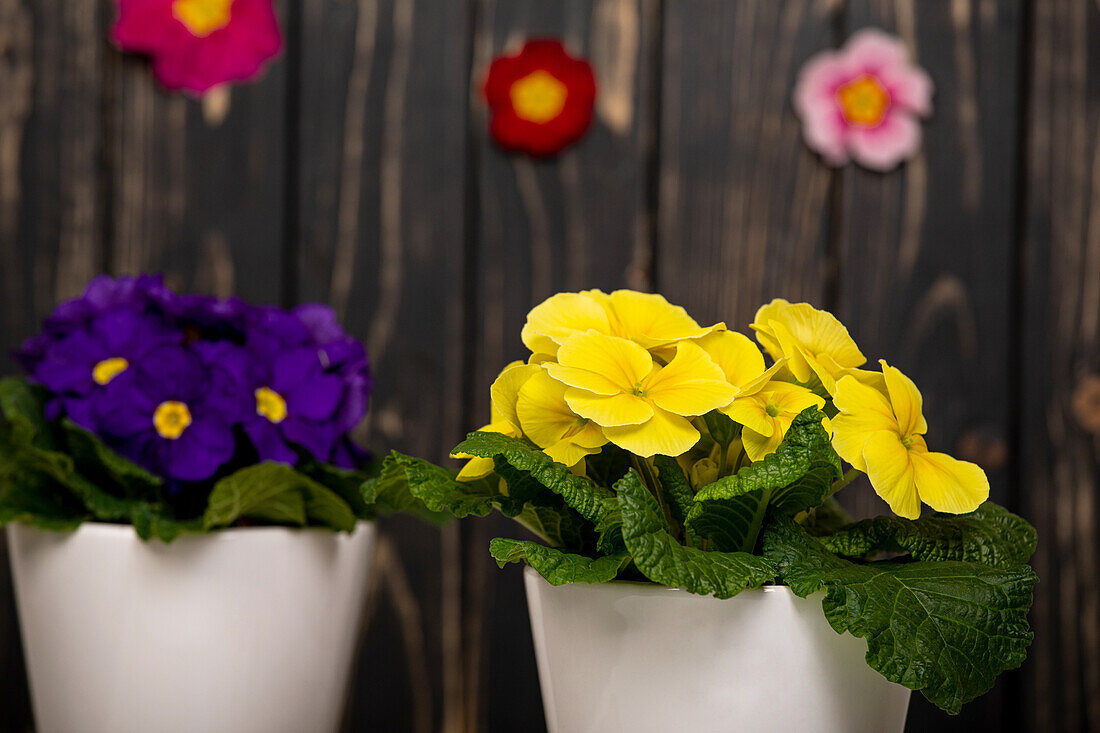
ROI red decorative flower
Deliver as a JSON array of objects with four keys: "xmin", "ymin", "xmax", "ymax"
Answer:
[
  {"xmin": 483, "ymin": 39, "xmax": 597, "ymax": 157},
  {"xmin": 112, "ymin": 0, "xmax": 283, "ymax": 95}
]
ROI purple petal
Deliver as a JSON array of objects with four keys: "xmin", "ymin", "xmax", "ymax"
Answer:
[
  {"xmin": 280, "ymin": 418, "xmax": 339, "ymax": 463},
  {"xmin": 293, "ymin": 304, "xmax": 344, "ymax": 344},
  {"xmin": 286, "ymin": 373, "xmax": 344, "ymax": 421},
  {"xmin": 243, "ymin": 418, "xmax": 299, "ymax": 465},
  {"xmin": 134, "ymin": 345, "xmax": 207, "ymax": 403},
  {"xmin": 272, "ymin": 348, "xmax": 323, "ymax": 391},
  {"xmin": 159, "ymin": 415, "xmax": 235, "ymax": 481}
]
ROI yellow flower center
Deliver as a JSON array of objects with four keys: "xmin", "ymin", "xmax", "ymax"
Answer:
[
  {"xmin": 765, "ymin": 403, "xmax": 780, "ymax": 418},
  {"xmin": 153, "ymin": 401, "xmax": 192, "ymax": 440},
  {"xmin": 510, "ymin": 70, "xmax": 568, "ymax": 124},
  {"xmin": 172, "ymin": 0, "xmax": 234, "ymax": 37},
  {"xmin": 92, "ymin": 357, "xmax": 129, "ymax": 386},
  {"xmin": 836, "ymin": 74, "xmax": 890, "ymax": 127},
  {"xmin": 631, "ymin": 383, "xmax": 648, "ymax": 398},
  {"xmin": 255, "ymin": 386, "xmax": 288, "ymax": 424},
  {"xmin": 900, "ymin": 434, "xmax": 915, "ymax": 450}
]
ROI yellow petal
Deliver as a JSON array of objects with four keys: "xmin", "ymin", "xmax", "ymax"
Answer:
[
  {"xmin": 565, "ymin": 389, "xmax": 654, "ymax": 427},
  {"xmin": 879, "ymin": 360, "xmax": 928, "ymax": 436},
  {"xmin": 571, "ymin": 420, "xmax": 609, "ymax": 449},
  {"xmin": 603, "ymin": 407, "xmax": 700, "ymax": 458},
  {"xmin": 742, "ymin": 420, "xmax": 784, "ymax": 461},
  {"xmin": 490, "ymin": 361, "xmax": 540, "ymax": 431},
  {"xmin": 603, "ymin": 290, "xmax": 725, "ymax": 347},
  {"xmin": 521, "ymin": 292, "xmax": 611, "ymax": 355},
  {"xmin": 516, "ymin": 370, "xmax": 581, "ymax": 448},
  {"xmin": 457, "ymin": 456, "xmax": 496, "ymax": 481},
  {"xmin": 765, "ymin": 381, "xmax": 826, "ymax": 414},
  {"xmin": 643, "ymin": 341, "xmax": 737, "ymax": 416},
  {"xmin": 546, "ymin": 330, "xmax": 653, "ymax": 395},
  {"xmin": 862, "ymin": 430, "xmax": 921, "ymax": 519},
  {"xmin": 830, "ymin": 376, "xmax": 899, "ymax": 471},
  {"xmin": 909, "ymin": 449, "xmax": 989, "ymax": 514},
  {"xmin": 751, "ymin": 299, "xmax": 865, "ymax": 381},
  {"xmin": 721, "ymin": 395, "xmax": 775, "ymax": 437},
  {"xmin": 544, "ymin": 437, "xmax": 601, "ymax": 467},
  {"xmin": 695, "ymin": 331, "xmax": 766, "ymax": 387}
]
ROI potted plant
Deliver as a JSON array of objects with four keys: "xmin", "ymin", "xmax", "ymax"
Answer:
[
  {"xmin": 374, "ymin": 290, "xmax": 1037, "ymax": 733},
  {"xmin": 0, "ymin": 275, "xmax": 386, "ymax": 733}
]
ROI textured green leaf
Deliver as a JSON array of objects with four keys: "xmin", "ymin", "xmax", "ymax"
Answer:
[
  {"xmin": 297, "ymin": 458, "xmax": 374, "ymax": 519},
  {"xmin": 652, "ymin": 456, "xmax": 695, "ymax": 530},
  {"xmin": 454, "ymin": 431, "xmax": 614, "ymax": 524},
  {"xmin": 584, "ymin": 444, "xmax": 631, "ymax": 489},
  {"xmin": 490, "ymin": 538, "xmax": 629, "ymax": 585},
  {"xmin": 0, "ymin": 377, "xmax": 55, "ymax": 449},
  {"xmin": 764, "ymin": 513, "xmax": 1036, "ymax": 714},
  {"xmin": 62, "ymin": 419, "xmax": 163, "ymax": 496},
  {"xmin": 361, "ymin": 453, "xmax": 462, "ymax": 523},
  {"xmin": 0, "ymin": 468, "xmax": 88, "ymax": 531},
  {"xmin": 510, "ymin": 502, "xmax": 588, "ymax": 549},
  {"xmin": 819, "ymin": 501, "xmax": 1037, "ymax": 568},
  {"xmin": 702, "ymin": 410, "xmax": 739, "ymax": 448},
  {"xmin": 203, "ymin": 463, "xmax": 356, "ymax": 531},
  {"xmin": 684, "ymin": 495, "xmax": 762, "ymax": 552},
  {"xmin": 131, "ymin": 504, "xmax": 203, "ymax": 543},
  {"xmin": 694, "ymin": 407, "xmax": 840, "ymax": 515},
  {"xmin": 617, "ymin": 469, "xmax": 774, "ymax": 598},
  {"xmin": 492, "ymin": 457, "xmax": 553, "ymax": 517}
]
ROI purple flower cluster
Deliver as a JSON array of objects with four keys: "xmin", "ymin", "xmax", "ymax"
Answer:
[{"xmin": 16, "ymin": 275, "xmax": 372, "ymax": 482}]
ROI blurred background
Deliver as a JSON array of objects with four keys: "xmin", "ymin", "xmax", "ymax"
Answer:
[{"xmin": 0, "ymin": 0, "xmax": 1097, "ymax": 731}]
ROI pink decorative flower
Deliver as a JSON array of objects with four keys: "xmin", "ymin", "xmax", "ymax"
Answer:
[
  {"xmin": 112, "ymin": 0, "xmax": 283, "ymax": 94},
  {"xmin": 793, "ymin": 29, "xmax": 933, "ymax": 171}
]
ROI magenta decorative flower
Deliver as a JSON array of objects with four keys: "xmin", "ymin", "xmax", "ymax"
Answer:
[
  {"xmin": 111, "ymin": 0, "xmax": 283, "ymax": 94},
  {"xmin": 792, "ymin": 29, "xmax": 933, "ymax": 171}
]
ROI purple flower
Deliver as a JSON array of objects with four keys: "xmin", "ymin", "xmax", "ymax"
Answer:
[
  {"xmin": 95, "ymin": 344, "xmax": 246, "ymax": 482},
  {"xmin": 225, "ymin": 304, "xmax": 371, "ymax": 467},
  {"xmin": 151, "ymin": 292, "xmax": 251, "ymax": 342}
]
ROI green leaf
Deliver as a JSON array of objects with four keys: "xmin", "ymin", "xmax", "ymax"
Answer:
[
  {"xmin": 703, "ymin": 410, "xmax": 739, "ymax": 448},
  {"xmin": 799, "ymin": 496, "xmax": 855, "ymax": 537},
  {"xmin": 0, "ymin": 377, "xmax": 55, "ymax": 449},
  {"xmin": 370, "ymin": 452, "xmax": 497, "ymax": 519},
  {"xmin": 652, "ymin": 456, "xmax": 695, "ymax": 531},
  {"xmin": 583, "ymin": 444, "xmax": 631, "ymax": 489},
  {"xmin": 203, "ymin": 463, "xmax": 356, "ymax": 532},
  {"xmin": 297, "ymin": 458, "xmax": 374, "ymax": 519},
  {"xmin": 510, "ymin": 502, "xmax": 589, "ymax": 549},
  {"xmin": 694, "ymin": 407, "xmax": 841, "ymax": 514},
  {"xmin": 689, "ymin": 408, "xmax": 841, "ymax": 553},
  {"xmin": 490, "ymin": 538, "xmax": 629, "ymax": 585},
  {"xmin": 454, "ymin": 431, "xmax": 614, "ymax": 524},
  {"xmin": 617, "ymin": 469, "xmax": 775, "ymax": 599},
  {"xmin": 0, "ymin": 469, "xmax": 88, "ymax": 531},
  {"xmin": 819, "ymin": 502, "xmax": 1037, "ymax": 568},
  {"xmin": 764, "ymin": 513, "xmax": 1036, "ymax": 714},
  {"xmin": 61, "ymin": 420, "xmax": 163, "ymax": 496},
  {"xmin": 492, "ymin": 457, "xmax": 553, "ymax": 516},
  {"xmin": 131, "ymin": 504, "xmax": 203, "ymax": 543}
]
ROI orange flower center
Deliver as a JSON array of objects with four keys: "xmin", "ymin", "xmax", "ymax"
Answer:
[
  {"xmin": 92, "ymin": 357, "xmax": 129, "ymax": 386},
  {"xmin": 510, "ymin": 70, "xmax": 568, "ymax": 124},
  {"xmin": 172, "ymin": 0, "xmax": 234, "ymax": 37},
  {"xmin": 836, "ymin": 74, "xmax": 890, "ymax": 127}
]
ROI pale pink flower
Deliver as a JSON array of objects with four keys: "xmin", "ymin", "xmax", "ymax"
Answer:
[{"xmin": 793, "ymin": 28, "xmax": 933, "ymax": 171}]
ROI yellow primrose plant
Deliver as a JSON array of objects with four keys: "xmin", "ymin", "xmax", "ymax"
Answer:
[{"xmin": 367, "ymin": 291, "xmax": 1036, "ymax": 715}]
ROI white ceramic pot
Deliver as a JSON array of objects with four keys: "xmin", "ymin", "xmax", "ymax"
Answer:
[
  {"xmin": 524, "ymin": 568, "xmax": 911, "ymax": 733},
  {"xmin": 7, "ymin": 521, "xmax": 375, "ymax": 733}
]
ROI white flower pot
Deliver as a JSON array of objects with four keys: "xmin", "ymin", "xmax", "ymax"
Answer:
[
  {"xmin": 524, "ymin": 568, "xmax": 911, "ymax": 733},
  {"xmin": 7, "ymin": 521, "xmax": 375, "ymax": 733}
]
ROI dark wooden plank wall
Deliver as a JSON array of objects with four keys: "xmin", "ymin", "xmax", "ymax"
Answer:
[{"xmin": 0, "ymin": 1, "xmax": 1096, "ymax": 732}]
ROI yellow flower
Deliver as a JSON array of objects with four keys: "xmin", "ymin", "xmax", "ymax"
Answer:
[
  {"xmin": 521, "ymin": 289, "xmax": 724, "ymax": 357},
  {"xmin": 723, "ymin": 381, "xmax": 826, "ymax": 461},
  {"xmin": 453, "ymin": 361, "xmax": 539, "ymax": 480},
  {"xmin": 751, "ymin": 299, "xmax": 865, "ymax": 393},
  {"xmin": 544, "ymin": 331, "xmax": 736, "ymax": 458},
  {"xmin": 695, "ymin": 330, "xmax": 783, "ymax": 396},
  {"xmin": 831, "ymin": 361, "xmax": 989, "ymax": 519},
  {"xmin": 516, "ymin": 370, "xmax": 608, "ymax": 467}
]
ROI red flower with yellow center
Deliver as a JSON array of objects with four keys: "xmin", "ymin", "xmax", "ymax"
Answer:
[{"xmin": 483, "ymin": 39, "xmax": 597, "ymax": 157}]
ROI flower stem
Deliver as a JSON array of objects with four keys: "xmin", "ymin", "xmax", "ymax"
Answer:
[
  {"xmin": 829, "ymin": 467, "xmax": 862, "ymax": 497},
  {"xmin": 632, "ymin": 455, "xmax": 677, "ymax": 539}
]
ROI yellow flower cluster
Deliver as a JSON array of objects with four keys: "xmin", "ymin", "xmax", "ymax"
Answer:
[{"xmin": 456, "ymin": 290, "xmax": 989, "ymax": 519}]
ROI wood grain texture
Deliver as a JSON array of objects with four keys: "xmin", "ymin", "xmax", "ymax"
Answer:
[
  {"xmin": 836, "ymin": 2, "xmax": 1026, "ymax": 730},
  {"xmin": 106, "ymin": 7, "xmax": 287, "ymax": 302},
  {"xmin": 296, "ymin": 0, "xmax": 472, "ymax": 730},
  {"xmin": 0, "ymin": 2, "xmax": 108, "ymax": 730},
  {"xmin": 467, "ymin": 1, "xmax": 659, "ymax": 730},
  {"xmin": 659, "ymin": 0, "xmax": 837, "ymax": 325},
  {"xmin": 1022, "ymin": 0, "xmax": 1100, "ymax": 730}
]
